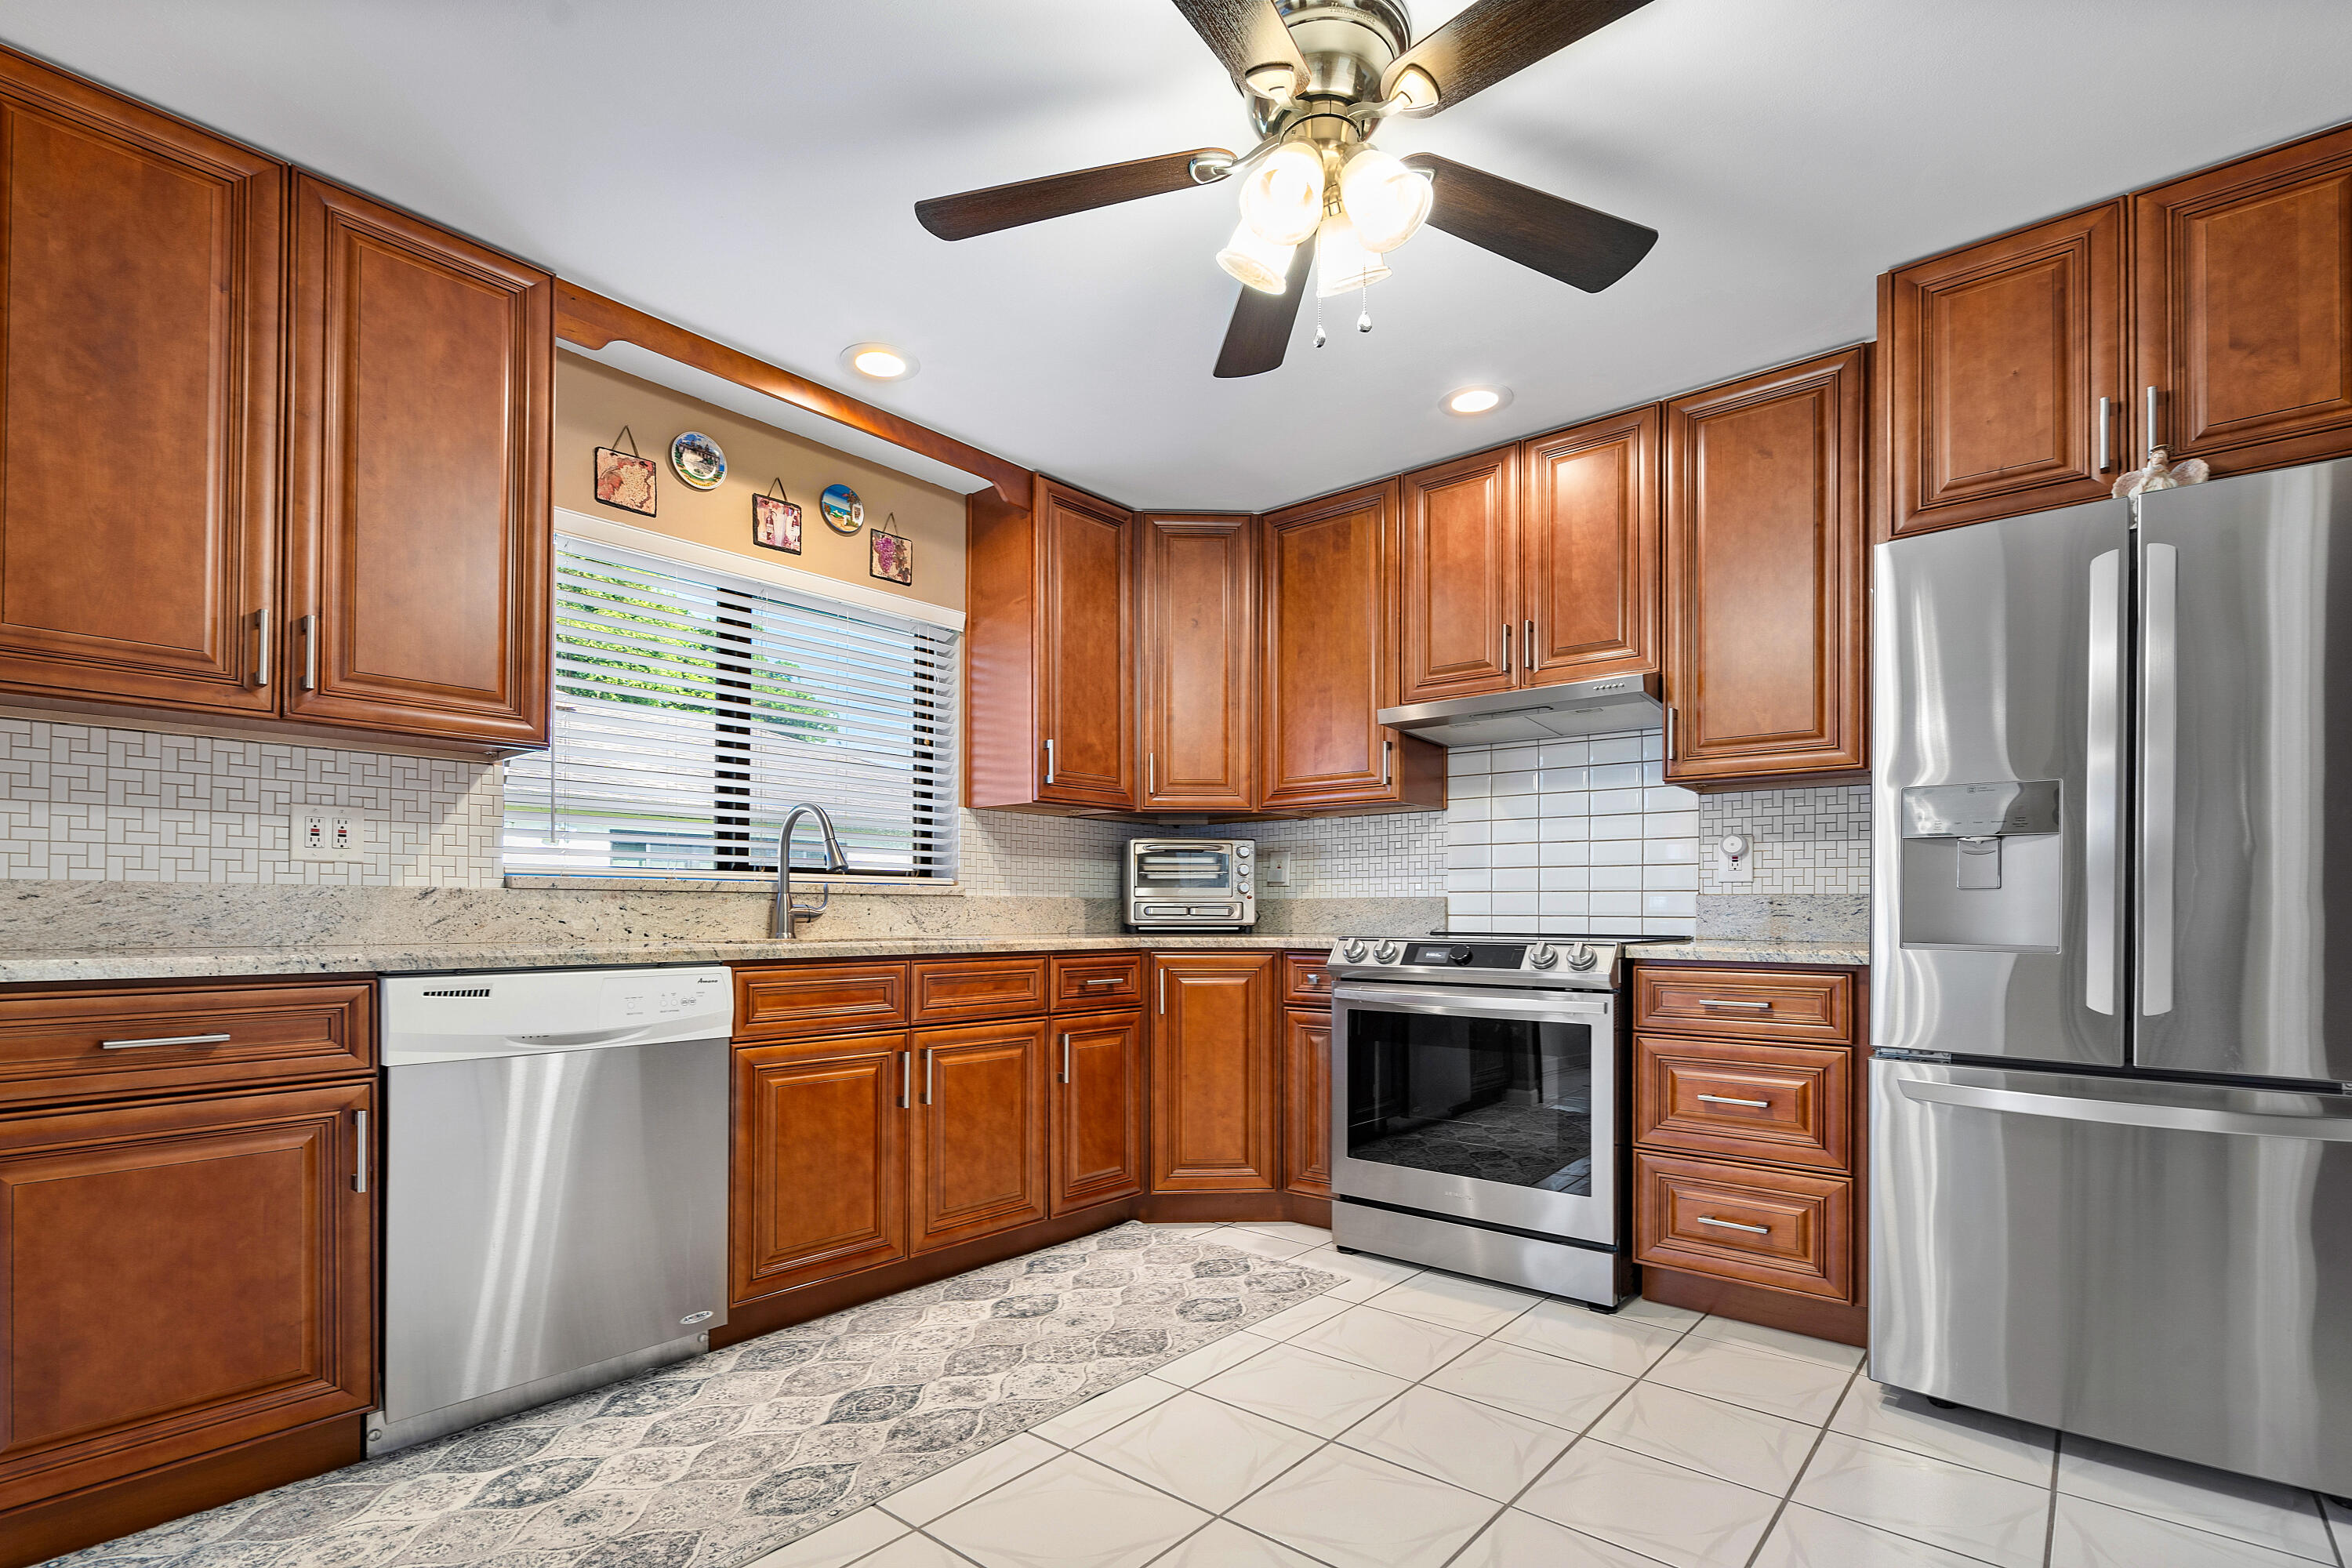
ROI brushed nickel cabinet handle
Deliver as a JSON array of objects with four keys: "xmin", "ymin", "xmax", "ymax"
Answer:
[
  {"xmin": 1697, "ymin": 1094, "xmax": 1771, "ymax": 1109},
  {"xmin": 1382, "ymin": 739, "xmax": 1393, "ymax": 788},
  {"xmin": 353, "ymin": 1109, "xmax": 369, "ymax": 1194},
  {"xmin": 1147, "ymin": 751, "xmax": 1156, "ymax": 796},
  {"xmin": 252, "ymin": 610, "xmax": 270, "ymax": 687},
  {"xmin": 1044, "ymin": 737, "xmax": 1055, "ymax": 786},
  {"xmin": 1059, "ymin": 1033, "xmax": 1072, "ymax": 1083},
  {"xmin": 923, "ymin": 1047, "xmax": 935, "ymax": 1105},
  {"xmin": 1697, "ymin": 1215, "xmax": 1770, "ymax": 1235},
  {"xmin": 2144, "ymin": 384, "xmax": 2161, "ymax": 451},
  {"xmin": 1083, "ymin": 975, "xmax": 1123, "ymax": 987},
  {"xmin": 2096, "ymin": 395, "xmax": 2114, "ymax": 471},
  {"xmin": 899, "ymin": 1051, "xmax": 912, "ymax": 1109},
  {"xmin": 100, "ymin": 1033, "xmax": 232, "ymax": 1051},
  {"xmin": 1501, "ymin": 622, "xmax": 1511, "ymax": 672},
  {"xmin": 1523, "ymin": 619, "xmax": 1535, "ymax": 670},
  {"xmin": 1698, "ymin": 999, "xmax": 1773, "ymax": 1011},
  {"xmin": 299, "ymin": 614, "xmax": 319, "ymax": 691},
  {"xmin": 1159, "ymin": 968, "xmax": 1167, "ymax": 1014}
]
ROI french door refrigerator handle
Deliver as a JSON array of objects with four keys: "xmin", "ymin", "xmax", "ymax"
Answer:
[
  {"xmin": 1896, "ymin": 1075, "xmax": 2352, "ymax": 1142},
  {"xmin": 2085, "ymin": 549, "xmax": 2122, "ymax": 1015},
  {"xmin": 2140, "ymin": 541, "xmax": 2179, "ymax": 1017}
]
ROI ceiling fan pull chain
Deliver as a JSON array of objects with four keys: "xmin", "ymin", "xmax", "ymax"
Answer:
[
  {"xmin": 1357, "ymin": 281, "xmax": 1372, "ymax": 335},
  {"xmin": 1313, "ymin": 291, "xmax": 1327, "ymax": 350}
]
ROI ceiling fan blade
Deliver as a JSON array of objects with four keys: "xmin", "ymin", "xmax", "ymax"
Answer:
[
  {"xmin": 1214, "ymin": 241, "xmax": 1316, "ymax": 378},
  {"xmin": 1171, "ymin": 0, "xmax": 1309, "ymax": 96},
  {"xmin": 916, "ymin": 148, "xmax": 1232, "ymax": 241},
  {"xmin": 1383, "ymin": 0, "xmax": 1653, "ymax": 112},
  {"xmin": 1403, "ymin": 154, "xmax": 1657, "ymax": 293}
]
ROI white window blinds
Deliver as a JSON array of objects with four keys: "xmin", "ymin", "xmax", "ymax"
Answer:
[{"xmin": 503, "ymin": 534, "xmax": 958, "ymax": 878}]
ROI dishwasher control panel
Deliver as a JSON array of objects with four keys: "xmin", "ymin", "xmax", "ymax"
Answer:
[{"xmin": 383, "ymin": 966, "xmax": 733, "ymax": 1065}]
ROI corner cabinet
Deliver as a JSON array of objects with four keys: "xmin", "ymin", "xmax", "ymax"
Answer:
[
  {"xmin": 1141, "ymin": 514, "xmax": 1256, "ymax": 812},
  {"xmin": 283, "ymin": 175, "xmax": 551, "ymax": 746},
  {"xmin": 0, "ymin": 47, "xmax": 282, "ymax": 714},
  {"xmin": 966, "ymin": 479, "xmax": 1136, "ymax": 811},
  {"xmin": 1881, "ymin": 201, "xmax": 2127, "ymax": 538},
  {"xmin": 1664, "ymin": 347, "xmax": 1869, "ymax": 785},
  {"xmin": 1259, "ymin": 483, "xmax": 1444, "ymax": 811}
]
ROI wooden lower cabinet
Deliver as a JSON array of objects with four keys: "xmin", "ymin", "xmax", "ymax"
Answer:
[
  {"xmin": 909, "ymin": 1019, "xmax": 1050, "ymax": 1251},
  {"xmin": 1281, "ymin": 1007, "xmax": 1332, "ymax": 1197},
  {"xmin": 732, "ymin": 1031, "xmax": 909, "ymax": 1302},
  {"xmin": 1150, "ymin": 954, "xmax": 1277, "ymax": 1191},
  {"xmin": 0, "ymin": 1080, "xmax": 374, "ymax": 1516},
  {"xmin": 1051, "ymin": 1012, "xmax": 1146, "ymax": 1213},
  {"xmin": 1633, "ymin": 1151, "xmax": 1853, "ymax": 1303}
]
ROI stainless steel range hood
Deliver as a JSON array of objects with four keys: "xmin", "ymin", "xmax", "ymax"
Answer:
[{"xmin": 1377, "ymin": 673, "xmax": 1664, "ymax": 747}]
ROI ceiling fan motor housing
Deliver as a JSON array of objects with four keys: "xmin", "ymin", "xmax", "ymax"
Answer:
[{"xmin": 1254, "ymin": 0, "xmax": 1412, "ymax": 133}]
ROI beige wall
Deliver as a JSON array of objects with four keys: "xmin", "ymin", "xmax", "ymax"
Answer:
[{"xmin": 554, "ymin": 354, "xmax": 967, "ymax": 613}]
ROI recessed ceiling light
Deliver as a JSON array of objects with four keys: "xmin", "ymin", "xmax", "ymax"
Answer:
[
  {"xmin": 1443, "ymin": 386, "xmax": 1510, "ymax": 416},
  {"xmin": 841, "ymin": 343, "xmax": 918, "ymax": 381}
]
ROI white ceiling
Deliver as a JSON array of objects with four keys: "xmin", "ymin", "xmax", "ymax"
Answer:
[{"xmin": 10, "ymin": 2, "xmax": 2352, "ymax": 510}]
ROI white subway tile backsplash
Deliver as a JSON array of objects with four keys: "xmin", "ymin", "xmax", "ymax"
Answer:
[
  {"xmin": 1590, "ymin": 737, "xmax": 1642, "ymax": 764},
  {"xmin": 1538, "ymin": 742, "xmax": 1588, "ymax": 768}
]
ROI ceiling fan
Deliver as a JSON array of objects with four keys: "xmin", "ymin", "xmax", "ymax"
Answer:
[{"xmin": 914, "ymin": 0, "xmax": 1660, "ymax": 378}]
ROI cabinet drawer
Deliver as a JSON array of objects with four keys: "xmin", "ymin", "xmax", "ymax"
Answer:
[
  {"xmin": 912, "ymin": 957, "xmax": 1048, "ymax": 1025},
  {"xmin": 735, "ymin": 963, "xmax": 909, "ymax": 1040},
  {"xmin": 0, "ymin": 980, "xmax": 374, "ymax": 1106},
  {"xmin": 1633, "ymin": 967, "xmax": 1853, "ymax": 1043},
  {"xmin": 1634, "ymin": 1036, "xmax": 1850, "ymax": 1172},
  {"xmin": 1050, "ymin": 953, "xmax": 1145, "ymax": 1013},
  {"xmin": 1633, "ymin": 1152, "xmax": 1853, "ymax": 1301},
  {"xmin": 1283, "ymin": 953, "xmax": 1334, "ymax": 1005}
]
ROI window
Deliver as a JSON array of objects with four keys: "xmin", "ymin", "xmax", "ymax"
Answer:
[{"xmin": 503, "ymin": 533, "xmax": 958, "ymax": 879}]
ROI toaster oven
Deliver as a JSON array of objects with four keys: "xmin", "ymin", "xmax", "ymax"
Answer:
[{"xmin": 1125, "ymin": 838, "xmax": 1255, "ymax": 930}]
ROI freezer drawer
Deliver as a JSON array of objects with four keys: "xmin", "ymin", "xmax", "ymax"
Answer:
[{"xmin": 1871, "ymin": 1057, "xmax": 2352, "ymax": 1494}]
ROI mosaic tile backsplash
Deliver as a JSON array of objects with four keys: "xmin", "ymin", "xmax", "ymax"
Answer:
[
  {"xmin": 1698, "ymin": 784, "xmax": 1871, "ymax": 897},
  {"xmin": 1442, "ymin": 728, "xmax": 1700, "ymax": 938}
]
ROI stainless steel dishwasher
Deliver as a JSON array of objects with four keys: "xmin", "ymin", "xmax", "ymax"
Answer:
[{"xmin": 373, "ymin": 966, "xmax": 731, "ymax": 1454}]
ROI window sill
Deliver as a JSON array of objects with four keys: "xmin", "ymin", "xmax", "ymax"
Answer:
[{"xmin": 503, "ymin": 873, "xmax": 963, "ymax": 896}]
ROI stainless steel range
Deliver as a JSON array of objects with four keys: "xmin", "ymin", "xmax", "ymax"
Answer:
[{"xmin": 1327, "ymin": 931, "xmax": 1675, "ymax": 1307}]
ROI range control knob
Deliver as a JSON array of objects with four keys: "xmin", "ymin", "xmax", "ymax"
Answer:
[
  {"xmin": 1448, "ymin": 945, "xmax": 1474, "ymax": 965},
  {"xmin": 1340, "ymin": 939, "xmax": 1368, "ymax": 963},
  {"xmin": 1527, "ymin": 942, "xmax": 1559, "ymax": 968},
  {"xmin": 1566, "ymin": 942, "xmax": 1600, "ymax": 971},
  {"xmin": 1374, "ymin": 940, "xmax": 1404, "ymax": 964}
]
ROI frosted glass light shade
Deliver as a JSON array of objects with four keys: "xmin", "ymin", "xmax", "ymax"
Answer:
[
  {"xmin": 1216, "ymin": 220, "xmax": 1297, "ymax": 294},
  {"xmin": 1238, "ymin": 140, "xmax": 1326, "ymax": 247},
  {"xmin": 1315, "ymin": 212, "xmax": 1392, "ymax": 297},
  {"xmin": 1339, "ymin": 147, "xmax": 1432, "ymax": 252}
]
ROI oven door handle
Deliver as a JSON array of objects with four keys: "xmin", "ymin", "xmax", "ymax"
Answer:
[{"xmin": 1331, "ymin": 983, "xmax": 1611, "ymax": 1021}]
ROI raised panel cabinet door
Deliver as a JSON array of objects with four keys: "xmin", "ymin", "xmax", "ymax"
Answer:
[
  {"xmin": 0, "ymin": 50, "xmax": 281, "ymax": 713},
  {"xmin": 1142, "ymin": 514, "xmax": 1255, "ymax": 811},
  {"xmin": 1050, "ymin": 1011, "xmax": 1145, "ymax": 1213},
  {"xmin": 0, "ymin": 1080, "xmax": 372, "ymax": 1516},
  {"xmin": 731, "ymin": 1032, "xmax": 908, "ymax": 1302},
  {"xmin": 1037, "ymin": 480, "xmax": 1135, "ymax": 808},
  {"xmin": 1150, "ymin": 953, "xmax": 1276, "ymax": 1191},
  {"xmin": 1883, "ymin": 201, "xmax": 2127, "ymax": 538},
  {"xmin": 1521, "ymin": 406, "xmax": 1662, "ymax": 684},
  {"xmin": 285, "ymin": 173, "xmax": 551, "ymax": 746},
  {"xmin": 1399, "ymin": 445, "xmax": 1519, "ymax": 702},
  {"xmin": 2134, "ymin": 122, "xmax": 2352, "ymax": 475},
  {"xmin": 1281, "ymin": 1007, "xmax": 1332, "ymax": 1197},
  {"xmin": 1260, "ymin": 483, "xmax": 1402, "ymax": 808},
  {"xmin": 909, "ymin": 1019, "xmax": 1049, "ymax": 1252},
  {"xmin": 1664, "ymin": 347, "xmax": 1869, "ymax": 783}
]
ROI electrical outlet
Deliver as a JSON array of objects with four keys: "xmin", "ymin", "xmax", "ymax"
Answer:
[
  {"xmin": 1714, "ymin": 833, "xmax": 1755, "ymax": 884},
  {"xmin": 289, "ymin": 811, "xmax": 378, "ymax": 863}
]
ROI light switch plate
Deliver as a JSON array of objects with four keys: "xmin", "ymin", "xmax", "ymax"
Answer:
[
  {"xmin": 289, "ymin": 811, "xmax": 380, "ymax": 863},
  {"xmin": 1262, "ymin": 848, "xmax": 1294, "ymax": 887}
]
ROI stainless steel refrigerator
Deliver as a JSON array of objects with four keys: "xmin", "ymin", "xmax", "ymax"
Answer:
[{"xmin": 1871, "ymin": 458, "xmax": 2352, "ymax": 1495}]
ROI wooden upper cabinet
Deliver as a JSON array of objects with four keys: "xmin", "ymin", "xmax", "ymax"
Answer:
[
  {"xmin": 1664, "ymin": 347, "xmax": 1868, "ymax": 784},
  {"xmin": 1882, "ymin": 201, "xmax": 2127, "ymax": 538},
  {"xmin": 0, "ymin": 49, "xmax": 282, "ymax": 714},
  {"xmin": 1033, "ymin": 481, "xmax": 1136, "ymax": 808},
  {"xmin": 0, "ymin": 1081, "xmax": 373, "ymax": 1515},
  {"xmin": 1521, "ymin": 406, "xmax": 1663, "ymax": 683},
  {"xmin": 1150, "ymin": 953, "xmax": 1276, "ymax": 1192},
  {"xmin": 1260, "ymin": 482, "xmax": 1443, "ymax": 810},
  {"xmin": 284, "ymin": 173, "xmax": 551, "ymax": 747},
  {"xmin": 1399, "ymin": 445, "xmax": 1519, "ymax": 702},
  {"xmin": 2134, "ymin": 120, "xmax": 2352, "ymax": 476},
  {"xmin": 1141, "ymin": 514, "xmax": 1255, "ymax": 811}
]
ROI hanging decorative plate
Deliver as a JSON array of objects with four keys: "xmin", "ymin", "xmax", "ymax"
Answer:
[
  {"xmin": 819, "ymin": 483, "xmax": 864, "ymax": 534},
  {"xmin": 670, "ymin": 430, "xmax": 727, "ymax": 490}
]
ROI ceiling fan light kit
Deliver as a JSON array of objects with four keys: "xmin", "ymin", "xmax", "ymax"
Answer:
[{"xmin": 916, "ymin": 0, "xmax": 1662, "ymax": 377}]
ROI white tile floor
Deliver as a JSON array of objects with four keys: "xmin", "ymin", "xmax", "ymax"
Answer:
[{"xmin": 748, "ymin": 1222, "xmax": 2350, "ymax": 1568}]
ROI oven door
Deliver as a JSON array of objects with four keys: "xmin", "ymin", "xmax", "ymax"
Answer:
[{"xmin": 1332, "ymin": 982, "xmax": 1617, "ymax": 1247}]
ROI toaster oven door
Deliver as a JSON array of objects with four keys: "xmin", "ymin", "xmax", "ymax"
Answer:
[{"xmin": 1128, "ymin": 842, "xmax": 1236, "ymax": 899}]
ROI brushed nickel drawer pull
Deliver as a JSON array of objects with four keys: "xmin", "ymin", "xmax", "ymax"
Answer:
[
  {"xmin": 1082, "ymin": 976, "xmax": 1124, "ymax": 987},
  {"xmin": 1696, "ymin": 1094, "xmax": 1771, "ymax": 1109},
  {"xmin": 100, "ymin": 1033, "xmax": 232, "ymax": 1051},
  {"xmin": 1696, "ymin": 1215, "xmax": 1770, "ymax": 1235},
  {"xmin": 1697, "ymin": 999, "xmax": 1773, "ymax": 1011}
]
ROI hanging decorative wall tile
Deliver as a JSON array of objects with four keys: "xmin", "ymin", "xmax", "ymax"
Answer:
[
  {"xmin": 752, "ymin": 481, "xmax": 803, "ymax": 554},
  {"xmin": 593, "ymin": 426, "xmax": 657, "ymax": 516},
  {"xmin": 869, "ymin": 515, "xmax": 913, "ymax": 586}
]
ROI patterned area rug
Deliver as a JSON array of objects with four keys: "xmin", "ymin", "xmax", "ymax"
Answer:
[{"xmin": 56, "ymin": 1223, "xmax": 1336, "ymax": 1568}]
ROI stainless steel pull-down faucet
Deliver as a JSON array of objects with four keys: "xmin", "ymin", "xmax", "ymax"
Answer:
[{"xmin": 769, "ymin": 802, "xmax": 851, "ymax": 938}]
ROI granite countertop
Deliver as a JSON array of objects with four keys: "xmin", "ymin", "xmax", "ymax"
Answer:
[{"xmin": 0, "ymin": 932, "xmax": 1867, "ymax": 985}]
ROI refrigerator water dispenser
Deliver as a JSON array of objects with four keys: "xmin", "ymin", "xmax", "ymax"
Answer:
[{"xmin": 1899, "ymin": 780, "xmax": 2063, "ymax": 950}]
